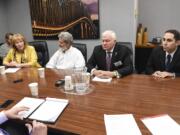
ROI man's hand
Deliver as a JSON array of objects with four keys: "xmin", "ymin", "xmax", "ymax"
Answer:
[
  {"xmin": 92, "ymin": 70, "xmax": 103, "ymax": 76},
  {"xmin": 4, "ymin": 106, "xmax": 29, "ymax": 120},
  {"xmin": 93, "ymin": 70, "xmax": 114, "ymax": 78},
  {"xmin": 152, "ymin": 71, "xmax": 175, "ymax": 78},
  {"xmin": 26, "ymin": 120, "xmax": 47, "ymax": 135}
]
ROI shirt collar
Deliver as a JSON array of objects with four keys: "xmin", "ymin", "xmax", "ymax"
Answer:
[
  {"xmin": 106, "ymin": 46, "xmax": 115, "ymax": 53},
  {"xmin": 60, "ymin": 46, "xmax": 72, "ymax": 53},
  {"xmin": 166, "ymin": 47, "xmax": 177, "ymax": 58}
]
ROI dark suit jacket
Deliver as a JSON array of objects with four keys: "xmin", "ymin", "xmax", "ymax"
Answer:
[
  {"xmin": 87, "ymin": 43, "xmax": 133, "ymax": 77},
  {"xmin": 146, "ymin": 46, "xmax": 180, "ymax": 76}
]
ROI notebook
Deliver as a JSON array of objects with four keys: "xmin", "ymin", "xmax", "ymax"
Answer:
[{"xmin": 14, "ymin": 97, "xmax": 69, "ymax": 123}]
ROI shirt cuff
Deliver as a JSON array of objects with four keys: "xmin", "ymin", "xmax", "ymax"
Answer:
[
  {"xmin": 91, "ymin": 68, "xmax": 96, "ymax": 75},
  {"xmin": 0, "ymin": 112, "xmax": 8, "ymax": 124}
]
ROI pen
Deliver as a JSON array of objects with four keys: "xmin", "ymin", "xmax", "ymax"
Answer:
[{"xmin": 13, "ymin": 79, "xmax": 23, "ymax": 83}]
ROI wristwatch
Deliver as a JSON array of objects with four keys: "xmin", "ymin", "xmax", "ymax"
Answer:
[{"xmin": 113, "ymin": 71, "xmax": 121, "ymax": 78}]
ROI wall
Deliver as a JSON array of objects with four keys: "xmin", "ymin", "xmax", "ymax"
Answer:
[
  {"xmin": 139, "ymin": 0, "xmax": 180, "ymax": 41},
  {"xmin": 0, "ymin": 1, "xmax": 8, "ymax": 42},
  {"xmin": 1, "ymin": 0, "xmax": 136, "ymax": 60}
]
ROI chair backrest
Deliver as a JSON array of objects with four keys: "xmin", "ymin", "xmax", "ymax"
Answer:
[
  {"xmin": 73, "ymin": 43, "xmax": 87, "ymax": 62},
  {"xmin": 0, "ymin": 43, "xmax": 4, "ymax": 65},
  {"xmin": 117, "ymin": 42, "xmax": 133, "ymax": 54},
  {"xmin": 117, "ymin": 41, "xmax": 134, "ymax": 70},
  {"xmin": 28, "ymin": 41, "xmax": 49, "ymax": 67}
]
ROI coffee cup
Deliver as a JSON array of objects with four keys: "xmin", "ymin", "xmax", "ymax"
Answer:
[
  {"xmin": 38, "ymin": 68, "xmax": 45, "ymax": 78},
  {"xmin": 28, "ymin": 82, "xmax": 38, "ymax": 97},
  {"xmin": 0, "ymin": 66, "xmax": 5, "ymax": 75}
]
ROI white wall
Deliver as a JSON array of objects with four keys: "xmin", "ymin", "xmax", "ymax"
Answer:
[
  {"xmin": 0, "ymin": 1, "xmax": 8, "ymax": 42},
  {"xmin": 139, "ymin": 0, "xmax": 180, "ymax": 41},
  {"xmin": 1, "ymin": 0, "xmax": 136, "ymax": 60}
]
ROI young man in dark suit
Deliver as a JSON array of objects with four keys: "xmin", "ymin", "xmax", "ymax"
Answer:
[
  {"xmin": 146, "ymin": 29, "xmax": 180, "ymax": 78},
  {"xmin": 87, "ymin": 30, "xmax": 133, "ymax": 78}
]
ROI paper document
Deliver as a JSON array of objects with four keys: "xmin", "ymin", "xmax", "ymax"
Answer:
[
  {"xmin": 13, "ymin": 97, "xmax": 44, "ymax": 118},
  {"xmin": 92, "ymin": 76, "xmax": 112, "ymax": 82},
  {"xmin": 141, "ymin": 114, "xmax": 180, "ymax": 135},
  {"xmin": 5, "ymin": 68, "xmax": 20, "ymax": 73},
  {"xmin": 104, "ymin": 114, "xmax": 142, "ymax": 135},
  {"xmin": 14, "ymin": 97, "xmax": 69, "ymax": 123}
]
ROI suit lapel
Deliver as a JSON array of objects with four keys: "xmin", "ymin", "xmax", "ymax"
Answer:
[
  {"xmin": 168, "ymin": 47, "xmax": 180, "ymax": 70},
  {"xmin": 100, "ymin": 48, "xmax": 107, "ymax": 69},
  {"xmin": 159, "ymin": 48, "xmax": 166, "ymax": 69}
]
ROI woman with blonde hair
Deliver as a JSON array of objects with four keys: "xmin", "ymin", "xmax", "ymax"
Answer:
[{"xmin": 3, "ymin": 33, "xmax": 41, "ymax": 68}]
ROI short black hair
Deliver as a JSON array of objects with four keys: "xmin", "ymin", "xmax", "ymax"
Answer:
[{"xmin": 165, "ymin": 29, "xmax": 180, "ymax": 41}]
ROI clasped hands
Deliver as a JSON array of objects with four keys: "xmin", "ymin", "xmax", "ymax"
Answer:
[
  {"xmin": 7, "ymin": 61, "xmax": 22, "ymax": 67},
  {"xmin": 93, "ymin": 70, "xmax": 114, "ymax": 78},
  {"xmin": 152, "ymin": 71, "xmax": 175, "ymax": 78}
]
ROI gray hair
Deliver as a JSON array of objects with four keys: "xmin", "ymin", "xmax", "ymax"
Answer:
[
  {"xmin": 102, "ymin": 30, "xmax": 117, "ymax": 40},
  {"xmin": 58, "ymin": 32, "xmax": 73, "ymax": 45}
]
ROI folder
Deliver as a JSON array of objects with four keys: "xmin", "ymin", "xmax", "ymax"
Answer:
[{"xmin": 14, "ymin": 97, "xmax": 69, "ymax": 123}]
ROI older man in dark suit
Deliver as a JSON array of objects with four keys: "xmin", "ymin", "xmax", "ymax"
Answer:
[
  {"xmin": 87, "ymin": 30, "xmax": 133, "ymax": 78},
  {"xmin": 146, "ymin": 29, "xmax": 180, "ymax": 78}
]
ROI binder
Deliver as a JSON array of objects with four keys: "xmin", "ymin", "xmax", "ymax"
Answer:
[{"xmin": 13, "ymin": 97, "xmax": 69, "ymax": 123}]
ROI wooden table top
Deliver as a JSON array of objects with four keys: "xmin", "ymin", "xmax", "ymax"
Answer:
[{"xmin": 1, "ymin": 68, "xmax": 180, "ymax": 135}]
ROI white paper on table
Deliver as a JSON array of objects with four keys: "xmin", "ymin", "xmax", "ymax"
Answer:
[
  {"xmin": 141, "ymin": 114, "xmax": 180, "ymax": 135},
  {"xmin": 104, "ymin": 114, "xmax": 142, "ymax": 135},
  {"xmin": 13, "ymin": 97, "xmax": 45, "ymax": 118},
  {"xmin": 5, "ymin": 68, "xmax": 21, "ymax": 73},
  {"xmin": 92, "ymin": 76, "xmax": 112, "ymax": 82}
]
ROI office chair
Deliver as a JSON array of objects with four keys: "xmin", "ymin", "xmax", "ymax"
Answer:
[
  {"xmin": 73, "ymin": 43, "xmax": 87, "ymax": 62},
  {"xmin": 0, "ymin": 43, "xmax": 4, "ymax": 65},
  {"xmin": 117, "ymin": 42, "xmax": 133, "ymax": 54},
  {"xmin": 117, "ymin": 42, "xmax": 134, "ymax": 71},
  {"xmin": 0, "ymin": 57, "xmax": 2, "ymax": 65},
  {"xmin": 28, "ymin": 41, "xmax": 49, "ymax": 67}
]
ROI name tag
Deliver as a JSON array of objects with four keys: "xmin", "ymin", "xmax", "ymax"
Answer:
[{"xmin": 114, "ymin": 61, "xmax": 122, "ymax": 67}]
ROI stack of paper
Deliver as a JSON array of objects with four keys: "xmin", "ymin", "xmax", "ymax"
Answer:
[
  {"xmin": 141, "ymin": 114, "xmax": 180, "ymax": 135},
  {"xmin": 5, "ymin": 68, "xmax": 20, "ymax": 73},
  {"xmin": 104, "ymin": 114, "xmax": 142, "ymax": 135},
  {"xmin": 92, "ymin": 76, "xmax": 112, "ymax": 82}
]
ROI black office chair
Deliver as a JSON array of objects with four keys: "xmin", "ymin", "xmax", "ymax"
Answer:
[
  {"xmin": 73, "ymin": 43, "xmax": 87, "ymax": 62},
  {"xmin": 117, "ymin": 42, "xmax": 133, "ymax": 54},
  {"xmin": 0, "ymin": 57, "xmax": 2, "ymax": 65},
  {"xmin": 0, "ymin": 43, "xmax": 4, "ymax": 65},
  {"xmin": 28, "ymin": 41, "xmax": 49, "ymax": 67},
  {"xmin": 117, "ymin": 42, "xmax": 134, "ymax": 71}
]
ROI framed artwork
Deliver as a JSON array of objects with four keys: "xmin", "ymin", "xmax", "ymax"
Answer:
[{"xmin": 29, "ymin": 0, "xmax": 99, "ymax": 40}]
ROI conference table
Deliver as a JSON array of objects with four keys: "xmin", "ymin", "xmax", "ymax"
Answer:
[{"xmin": 0, "ymin": 68, "xmax": 180, "ymax": 135}]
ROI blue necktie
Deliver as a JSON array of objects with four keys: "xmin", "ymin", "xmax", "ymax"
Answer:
[
  {"xmin": 106, "ymin": 52, "xmax": 112, "ymax": 71},
  {"xmin": 165, "ymin": 54, "xmax": 171, "ymax": 71}
]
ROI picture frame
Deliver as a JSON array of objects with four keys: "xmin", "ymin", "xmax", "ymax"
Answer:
[{"xmin": 29, "ymin": 0, "xmax": 99, "ymax": 40}]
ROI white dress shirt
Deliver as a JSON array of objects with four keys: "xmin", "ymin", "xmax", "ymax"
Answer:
[{"xmin": 46, "ymin": 46, "xmax": 85, "ymax": 69}]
